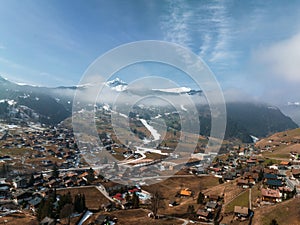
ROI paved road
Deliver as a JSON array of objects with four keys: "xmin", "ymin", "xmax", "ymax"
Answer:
[
  {"xmin": 130, "ymin": 174, "xmax": 208, "ymax": 182},
  {"xmin": 249, "ymin": 188, "xmax": 252, "ymax": 210}
]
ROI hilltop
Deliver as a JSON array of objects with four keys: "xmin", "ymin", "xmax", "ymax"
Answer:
[{"xmin": 256, "ymin": 128, "xmax": 300, "ymax": 160}]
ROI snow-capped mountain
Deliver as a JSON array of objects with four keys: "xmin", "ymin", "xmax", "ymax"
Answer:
[
  {"xmin": 152, "ymin": 87, "xmax": 202, "ymax": 95},
  {"xmin": 0, "ymin": 75, "xmax": 299, "ymax": 140},
  {"xmin": 104, "ymin": 77, "xmax": 202, "ymax": 95},
  {"xmin": 280, "ymin": 102, "xmax": 300, "ymax": 126},
  {"xmin": 105, "ymin": 78, "xmax": 128, "ymax": 92},
  {"xmin": 0, "ymin": 76, "xmax": 71, "ymax": 125}
]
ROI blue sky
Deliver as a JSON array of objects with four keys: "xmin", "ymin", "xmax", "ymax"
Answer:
[{"xmin": 1, "ymin": 0, "xmax": 300, "ymax": 104}]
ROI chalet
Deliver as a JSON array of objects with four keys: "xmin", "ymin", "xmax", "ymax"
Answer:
[
  {"xmin": 42, "ymin": 160, "xmax": 53, "ymax": 167},
  {"xmin": 0, "ymin": 156, "xmax": 12, "ymax": 161},
  {"xmin": 112, "ymin": 193, "xmax": 123, "ymax": 202},
  {"xmin": 77, "ymin": 178, "xmax": 88, "ymax": 186},
  {"xmin": 246, "ymin": 159, "xmax": 256, "ymax": 166},
  {"xmin": 94, "ymin": 215, "xmax": 117, "ymax": 225},
  {"xmin": 237, "ymin": 178, "xmax": 251, "ymax": 188},
  {"xmin": 277, "ymin": 169, "xmax": 287, "ymax": 178},
  {"xmin": 78, "ymin": 171, "xmax": 88, "ymax": 179},
  {"xmin": 290, "ymin": 152, "xmax": 299, "ymax": 160},
  {"xmin": 40, "ymin": 217, "xmax": 55, "ymax": 225},
  {"xmin": 14, "ymin": 190, "xmax": 33, "ymax": 203},
  {"xmin": 179, "ymin": 188, "xmax": 193, "ymax": 197},
  {"xmin": 292, "ymin": 169, "xmax": 300, "ymax": 179},
  {"xmin": 264, "ymin": 168, "xmax": 278, "ymax": 174},
  {"xmin": 128, "ymin": 188, "xmax": 140, "ymax": 194},
  {"xmin": 46, "ymin": 179, "xmax": 59, "ymax": 188},
  {"xmin": 64, "ymin": 179, "xmax": 75, "ymax": 187},
  {"xmin": 28, "ymin": 196, "xmax": 42, "ymax": 208},
  {"xmin": 196, "ymin": 209, "xmax": 212, "ymax": 221},
  {"xmin": 205, "ymin": 201, "xmax": 218, "ymax": 212},
  {"xmin": 234, "ymin": 206, "xmax": 250, "ymax": 218},
  {"xmin": 261, "ymin": 188, "xmax": 281, "ymax": 203},
  {"xmin": 257, "ymin": 158, "xmax": 265, "ymax": 164},
  {"xmin": 169, "ymin": 200, "xmax": 179, "ymax": 207},
  {"xmin": 0, "ymin": 183, "xmax": 11, "ymax": 199},
  {"xmin": 266, "ymin": 179, "xmax": 283, "ymax": 189},
  {"xmin": 208, "ymin": 167, "xmax": 222, "ymax": 174},
  {"xmin": 208, "ymin": 194, "xmax": 220, "ymax": 202},
  {"xmin": 264, "ymin": 173, "xmax": 277, "ymax": 180},
  {"xmin": 280, "ymin": 161, "xmax": 291, "ymax": 166},
  {"xmin": 12, "ymin": 176, "xmax": 27, "ymax": 188},
  {"xmin": 243, "ymin": 172, "xmax": 259, "ymax": 183},
  {"xmin": 32, "ymin": 145, "xmax": 44, "ymax": 151},
  {"xmin": 224, "ymin": 171, "xmax": 237, "ymax": 181}
]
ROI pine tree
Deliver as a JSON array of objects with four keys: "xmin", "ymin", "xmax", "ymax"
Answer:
[
  {"xmin": 258, "ymin": 169, "xmax": 263, "ymax": 181},
  {"xmin": 1, "ymin": 164, "xmax": 8, "ymax": 178},
  {"xmin": 60, "ymin": 203, "xmax": 73, "ymax": 225},
  {"xmin": 150, "ymin": 190, "xmax": 164, "ymax": 218},
  {"xmin": 52, "ymin": 163, "xmax": 59, "ymax": 178},
  {"xmin": 28, "ymin": 173, "xmax": 35, "ymax": 187},
  {"xmin": 82, "ymin": 194, "xmax": 86, "ymax": 211},
  {"xmin": 74, "ymin": 194, "xmax": 86, "ymax": 213},
  {"xmin": 66, "ymin": 192, "xmax": 72, "ymax": 204},
  {"xmin": 37, "ymin": 198, "xmax": 46, "ymax": 221},
  {"xmin": 74, "ymin": 195, "xmax": 79, "ymax": 212},
  {"xmin": 270, "ymin": 219, "xmax": 279, "ymax": 225},
  {"xmin": 187, "ymin": 205, "xmax": 195, "ymax": 214},
  {"xmin": 132, "ymin": 192, "xmax": 140, "ymax": 209},
  {"xmin": 113, "ymin": 162, "xmax": 119, "ymax": 172},
  {"xmin": 125, "ymin": 193, "xmax": 131, "ymax": 202},
  {"xmin": 37, "ymin": 197, "xmax": 55, "ymax": 221},
  {"xmin": 87, "ymin": 167, "xmax": 95, "ymax": 183},
  {"xmin": 197, "ymin": 192, "xmax": 205, "ymax": 204},
  {"xmin": 292, "ymin": 186, "xmax": 297, "ymax": 197}
]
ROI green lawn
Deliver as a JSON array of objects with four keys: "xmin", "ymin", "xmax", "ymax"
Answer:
[{"xmin": 225, "ymin": 189, "xmax": 249, "ymax": 213}]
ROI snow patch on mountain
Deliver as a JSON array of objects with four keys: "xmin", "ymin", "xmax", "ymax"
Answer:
[
  {"xmin": 140, "ymin": 119, "xmax": 160, "ymax": 141},
  {"xmin": 250, "ymin": 135, "xmax": 259, "ymax": 143},
  {"xmin": 0, "ymin": 99, "xmax": 17, "ymax": 106},
  {"xmin": 180, "ymin": 105, "xmax": 187, "ymax": 111},
  {"xmin": 16, "ymin": 82, "xmax": 40, "ymax": 87}
]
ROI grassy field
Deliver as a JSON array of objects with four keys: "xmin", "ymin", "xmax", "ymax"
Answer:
[
  {"xmin": 142, "ymin": 175, "xmax": 219, "ymax": 215},
  {"xmin": 225, "ymin": 190, "xmax": 249, "ymax": 213},
  {"xmin": 252, "ymin": 197, "xmax": 300, "ymax": 225},
  {"xmin": 87, "ymin": 209, "xmax": 184, "ymax": 225},
  {"xmin": 57, "ymin": 186, "xmax": 111, "ymax": 210},
  {"xmin": 203, "ymin": 180, "xmax": 244, "ymax": 206},
  {"xmin": 251, "ymin": 184, "xmax": 263, "ymax": 208},
  {"xmin": 255, "ymin": 127, "xmax": 300, "ymax": 160},
  {"xmin": 0, "ymin": 212, "xmax": 38, "ymax": 225}
]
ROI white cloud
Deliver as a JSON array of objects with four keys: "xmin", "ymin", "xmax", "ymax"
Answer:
[
  {"xmin": 199, "ymin": 34, "xmax": 211, "ymax": 58},
  {"xmin": 160, "ymin": 0, "xmax": 193, "ymax": 48},
  {"xmin": 254, "ymin": 32, "xmax": 300, "ymax": 82},
  {"xmin": 208, "ymin": 1, "xmax": 232, "ymax": 63}
]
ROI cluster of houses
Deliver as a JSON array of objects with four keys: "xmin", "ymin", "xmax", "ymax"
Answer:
[
  {"xmin": 0, "ymin": 168, "xmax": 98, "ymax": 214},
  {"xmin": 0, "ymin": 123, "xmax": 81, "ymax": 171},
  {"xmin": 199, "ymin": 144, "xmax": 300, "ymax": 222},
  {"xmin": 258, "ymin": 137, "xmax": 300, "ymax": 163},
  {"xmin": 259, "ymin": 166, "xmax": 299, "ymax": 204},
  {"xmin": 196, "ymin": 194, "xmax": 222, "ymax": 222}
]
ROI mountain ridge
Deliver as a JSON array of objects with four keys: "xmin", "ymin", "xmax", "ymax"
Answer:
[{"xmin": 0, "ymin": 75, "xmax": 298, "ymax": 143}]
